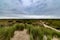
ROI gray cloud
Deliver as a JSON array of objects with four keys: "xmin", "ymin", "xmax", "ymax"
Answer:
[{"xmin": 0, "ymin": 0, "xmax": 60, "ymax": 18}]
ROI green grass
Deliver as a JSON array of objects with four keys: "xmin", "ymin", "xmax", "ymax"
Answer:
[
  {"xmin": 0, "ymin": 27, "xmax": 15, "ymax": 40},
  {"xmin": 0, "ymin": 23, "xmax": 25, "ymax": 40},
  {"xmin": 0, "ymin": 19, "xmax": 60, "ymax": 40},
  {"xmin": 26, "ymin": 24, "xmax": 60, "ymax": 40},
  {"xmin": 14, "ymin": 23, "xmax": 25, "ymax": 31},
  {"xmin": 43, "ymin": 20, "xmax": 60, "ymax": 29}
]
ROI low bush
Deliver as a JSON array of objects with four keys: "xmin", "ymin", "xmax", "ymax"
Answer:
[{"xmin": 14, "ymin": 23, "xmax": 25, "ymax": 31}]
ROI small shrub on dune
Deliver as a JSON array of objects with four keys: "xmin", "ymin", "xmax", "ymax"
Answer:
[{"xmin": 14, "ymin": 23, "xmax": 25, "ymax": 31}]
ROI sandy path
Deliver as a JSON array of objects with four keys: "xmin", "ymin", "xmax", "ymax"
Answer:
[
  {"xmin": 43, "ymin": 24, "xmax": 60, "ymax": 40},
  {"xmin": 52, "ymin": 37, "xmax": 59, "ymax": 40},
  {"xmin": 10, "ymin": 29, "xmax": 30, "ymax": 40},
  {"xmin": 42, "ymin": 23, "xmax": 60, "ymax": 32},
  {"xmin": 41, "ymin": 22, "xmax": 60, "ymax": 40}
]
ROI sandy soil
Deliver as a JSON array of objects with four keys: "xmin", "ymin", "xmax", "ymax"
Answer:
[
  {"xmin": 52, "ymin": 37, "xmax": 59, "ymax": 40},
  {"xmin": 43, "ymin": 35, "xmax": 59, "ymax": 40},
  {"xmin": 10, "ymin": 29, "xmax": 30, "ymax": 40},
  {"xmin": 43, "ymin": 23, "xmax": 60, "ymax": 40},
  {"xmin": 43, "ymin": 24, "xmax": 60, "ymax": 32}
]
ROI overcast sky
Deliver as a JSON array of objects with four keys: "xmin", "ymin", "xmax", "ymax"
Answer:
[{"xmin": 0, "ymin": 0, "xmax": 60, "ymax": 18}]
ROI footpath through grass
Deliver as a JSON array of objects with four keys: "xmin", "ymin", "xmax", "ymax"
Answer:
[
  {"xmin": 0, "ymin": 23, "xmax": 25, "ymax": 40},
  {"xmin": 0, "ymin": 23, "xmax": 60, "ymax": 40},
  {"xmin": 26, "ymin": 24, "xmax": 60, "ymax": 40}
]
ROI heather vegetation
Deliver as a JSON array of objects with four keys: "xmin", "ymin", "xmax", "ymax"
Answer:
[{"xmin": 0, "ymin": 19, "xmax": 60, "ymax": 40}]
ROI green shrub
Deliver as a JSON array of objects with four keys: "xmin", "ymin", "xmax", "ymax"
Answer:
[{"xmin": 14, "ymin": 24, "xmax": 25, "ymax": 31}]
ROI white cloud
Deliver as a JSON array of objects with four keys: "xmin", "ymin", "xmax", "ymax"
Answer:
[{"xmin": 0, "ymin": 15, "xmax": 59, "ymax": 19}]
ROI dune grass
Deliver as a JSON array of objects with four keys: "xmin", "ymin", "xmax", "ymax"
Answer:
[
  {"xmin": 0, "ymin": 27, "xmax": 15, "ymax": 40},
  {"xmin": 26, "ymin": 24, "xmax": 60, "ymax": 40},
  {"xmin": 0, "ymin": 23, "xmax": 25, "ymax": 40},
  {"xmin": 0, "ymin": 23, "xmax": 60, "ymax": 40}
]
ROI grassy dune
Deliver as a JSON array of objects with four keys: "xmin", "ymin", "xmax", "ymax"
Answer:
[{"xmin": 0, "ymin": 19, "xmax": 60, "ymax": 40}]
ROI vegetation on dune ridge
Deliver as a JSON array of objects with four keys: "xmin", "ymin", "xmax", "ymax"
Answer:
[
  {"xmin": 0, "ymin": 19, "xmax": 60, "ymax": 40},
  {"xmin": 43, "ymin": 19, "xmax": 60, "ymax": 29},
  {"xmin": 26, "ymin": 24, "xmax": 60, "ymax": 40},
  {"xmin": 0, "ymin": 24, "xmax": 25, "ymax": 40}
]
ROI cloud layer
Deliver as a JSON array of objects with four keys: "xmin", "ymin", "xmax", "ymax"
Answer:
[{"xmin": 0, "ymin": 0, "xmax": 60, "ymax": 17}]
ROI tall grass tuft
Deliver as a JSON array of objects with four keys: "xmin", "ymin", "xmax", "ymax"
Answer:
[
  {"xmin": 0, "ymin": 26, "xmax": 16, "ymax": 40},
  {"xmin": 14, "ymin": 23, "xmax": 25, "ymax": 31}
]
